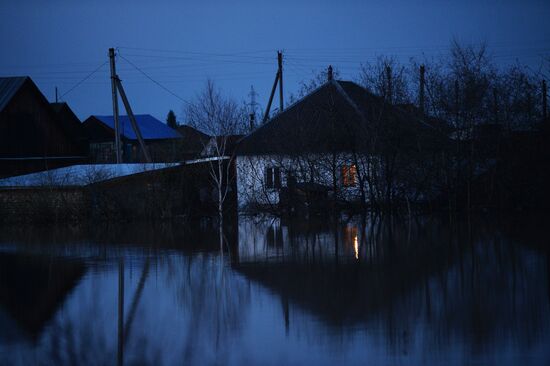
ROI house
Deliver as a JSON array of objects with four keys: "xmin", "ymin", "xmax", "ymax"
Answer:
[
  {"xmin": 50, "ymin": 102, "xmax": 89, "ymax": 155},
  {"xmin": 235, "ymin": 76, "xmax": 448, "ymax": 210},
  {"xmin": 176, "ymin": 124, "xmax": 210, "ymax": 159},
  {"xmin": 0, "ymin": 77, "xmax": 87, "ymax": 178},
  {"xmin": 83, "ymin": 114, "xmax": 182, "ymax": 163}
]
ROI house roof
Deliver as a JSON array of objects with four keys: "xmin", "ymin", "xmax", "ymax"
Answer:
[
  {"xmin": 176, "ymin": 124, "xmax": 209, "ymax": 141},
  {"xmin": 0, "ymin": 77, "xmax": 28, "ymax": 112},
  {"xmin": 237, "ymin": 80, "xmax": 449, "ymax": 155},
  {"xmin": 90, "ymin": 114, "xmax": 182, "ymax": 140},
  {"xmin": 50, "ymin": 102, "xmax": 86, "ymax": 141},
  {"xmin": 176, "ymin": 125, "xmax": 210, "ymax": 155}
]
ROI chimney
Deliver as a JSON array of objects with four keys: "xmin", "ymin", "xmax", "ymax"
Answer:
[{"xmin": 327, "ymin": 65, "xmax": 333, "ymax": 81}]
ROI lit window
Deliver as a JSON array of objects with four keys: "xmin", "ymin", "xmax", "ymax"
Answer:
[{"xmin": 341, "ymin": 164, "xmax": 357, "ymax": 187}]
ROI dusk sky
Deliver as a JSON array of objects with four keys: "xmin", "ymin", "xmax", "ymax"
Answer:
[{"xmin": 1, "ymin": 0, "xmax": 548, "ymax": 122}]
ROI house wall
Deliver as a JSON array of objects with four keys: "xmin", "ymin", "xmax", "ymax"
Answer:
[
  {"xmin": 89, "ymin": 139, "xmax": 182, "ymax": 163},
  {"xmin": 236, "ymin": 153, "xmax": 368, "ymax": 209}
]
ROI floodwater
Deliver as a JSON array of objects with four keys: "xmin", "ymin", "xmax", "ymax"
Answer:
[{"xmin": 0, "ymin": 214, "xmax": 548, "ymax": 366}]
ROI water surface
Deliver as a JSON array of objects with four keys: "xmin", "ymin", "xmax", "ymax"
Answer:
[{"xmin": 0, "ymin": 214, "xmax": 548, "ymax": 365}]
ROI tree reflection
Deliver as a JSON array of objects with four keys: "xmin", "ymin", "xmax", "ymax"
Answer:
[
  {"xmin": 0, "ymin": 215, "xmax": 548, "ymax": 365},
  {"xmin": 235, "ymin": 213, "xmax": 550, "ymax": 358}
]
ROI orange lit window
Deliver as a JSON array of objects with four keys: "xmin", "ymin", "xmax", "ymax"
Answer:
[{"xmin": 341, "ymin": 164, "xmax": 357, "ymax": 187}]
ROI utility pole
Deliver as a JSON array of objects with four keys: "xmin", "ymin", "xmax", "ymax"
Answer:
[
  {"xmin": 419, "ymin": 65, "xmax": 425, "ymax": 114},
  {"xmin": 109, "ymin": 48, "xmax": 122, "ymax": 164},
  {"xmin": 263, "ymin": 51, "xmax": 285, "ymax": 123},
  {"xmin": 278, "ymin": 51, "xmax": 284, "ymax": 112},
  {"xmin": 543, "ymin": 79, "xmax": 547, "ymax": 121},
  {"xmin": 386, "ymin": 66, "xmax": 392, "ymax": 104},
  {"xmin": 115, "ymin": 79, "xmax": 152, "ymax": 163},
  {"xmin": 55, "ymin": 87, "xmax": 58, "ymax": 103}
]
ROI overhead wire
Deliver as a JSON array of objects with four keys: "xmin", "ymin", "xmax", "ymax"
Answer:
[
  {"xmin": 59, "ymin": 61, "xmax": 108, "ymax": 100},
  {"xmin": 117, "ymin": 53, "xmax": 191, "ymax": 105}
]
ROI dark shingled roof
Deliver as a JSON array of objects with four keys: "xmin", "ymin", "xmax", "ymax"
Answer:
[
  {"xmin": 0, "ymin": 77, "xmax": 28, "ymax": 112},
  {"xmin": 237, "ymin": 80, "xmax": 449, "ymax": 155}
]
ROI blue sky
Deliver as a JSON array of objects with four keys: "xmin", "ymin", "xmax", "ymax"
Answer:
[{"xmin": 1, "ymin": 0, "xmax": 548, "ymax": 122}]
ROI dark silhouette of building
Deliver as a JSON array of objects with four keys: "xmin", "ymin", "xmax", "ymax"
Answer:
[
  {"xmin": 175, "ymin": 124, "xmax": 210, "ymax": 159},
  {"xmin": 0, "ymin": 77, "xmax": 87, "ymax": 178}
]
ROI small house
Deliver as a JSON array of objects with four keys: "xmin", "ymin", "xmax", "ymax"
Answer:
[
  {"xmin": 83, "ymin": 114, "xmax": 182, "ymax": 163},
  {"xmin": 236, "ymin": 77, "xmax": 448, "ymax": 210}
]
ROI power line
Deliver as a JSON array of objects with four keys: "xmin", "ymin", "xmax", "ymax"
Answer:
[
  {"xmin": 59, "ymin": 61, "xmax": 108, "ymax": 99},
  {"xmin": 117, "ymin": 46, "xmax": 277, "ymax": 59},
  {"xmin": 117, "ymin": 53, "xmax": 191, "ymax": 105}
]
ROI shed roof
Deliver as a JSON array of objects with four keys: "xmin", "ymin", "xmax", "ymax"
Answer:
[
  {"xmin": 90, "ymin": 114, "xmax": 182, "ymax": 140},
  {"xmin": 0, "ymin": 77, "xmax": 28, "ymax": 112},
  {"xmin": 0, "ymin": 163, "xmax": 179, "ymax": 187}
]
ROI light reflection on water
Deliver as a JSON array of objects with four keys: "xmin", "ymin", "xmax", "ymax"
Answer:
[{"xmin": 0, "ymin": 214, "xmax": 549, "ymax": 365}]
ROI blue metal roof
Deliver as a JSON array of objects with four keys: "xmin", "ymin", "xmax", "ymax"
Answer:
[{"xmin": 93, "ymin": 114, "xmax": 182, "ymax": 140}]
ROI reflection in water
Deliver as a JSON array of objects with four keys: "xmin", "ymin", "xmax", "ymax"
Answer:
[{"xmin": 0, "ymin": 215, "xmax": 549, "ymax": 365}]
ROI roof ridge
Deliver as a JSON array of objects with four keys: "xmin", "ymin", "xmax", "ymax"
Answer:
[
  {"xmin": 332, "ymin": 80, "xmax": 367, "ymax": 124},
  {"xmin": 240, "ymin": 79, "xmax": 359, "ymax": 143},
  {"xmin": 0, "ymin": 76, "xmax": 30, "ymax": 112}
]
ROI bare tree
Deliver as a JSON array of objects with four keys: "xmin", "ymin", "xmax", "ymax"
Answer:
[
  {"xmin": 359, "ymin": 56, "xmax": 412, "ymax": 105},
  {"xmin": 184, "ymin": 80, "xmax": 247, "ymax": 249}
]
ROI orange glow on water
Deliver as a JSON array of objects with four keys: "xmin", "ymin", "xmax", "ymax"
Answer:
[{"xmin": 354, "ymin": 235, "xmax": 359, "ymax": 260}]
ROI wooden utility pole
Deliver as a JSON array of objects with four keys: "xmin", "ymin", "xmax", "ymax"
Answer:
[
  {"xmin": 543, "ymin": 79, "xmax": 547, "ymax": 120},
  {"xmin": 278, "ymin": 51, "xmax": 284, "ymax": 112},
  {"xmin": 263, "ymin": 51, "xmax": 285, "ymax": 123},
  {"xmin": 115, "ymin": 79, "xmax": 152, "ymax": 163},
  {"xmin": 386, "ymin": 66, "xmax": 392, "ymax": 104},
  {"xmin": 55, "ymin": 87, "xmax": 58, "ymax": 103},
  {"xmin": 419, "ymin": 65, "xmax": 425, "ymax": 114},
  {"xmin": 109, "ymin": 48, "xmax": 122, "ymax": 164},
  {"xmin": 263, "ymin": 71, "xmax": 279, "ymax": 123}
]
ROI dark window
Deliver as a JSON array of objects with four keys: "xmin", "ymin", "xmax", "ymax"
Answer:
[{"xmin": 265, "ymin": 167, "xmax": 281, "ymax": 189}]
